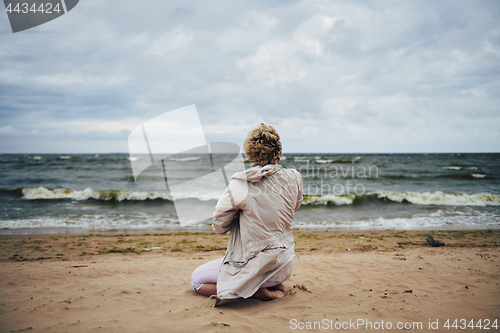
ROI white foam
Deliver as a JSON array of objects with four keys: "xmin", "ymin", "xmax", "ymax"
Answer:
[
  {"xmin": 171, "ymin": 192, "xmax": 221, "ymax": 201},
  {"xmin": 378, "ymin": 191, "xmax": 500, "ymax": 206},
  {"xmin": 471, "ymin": 174, "xmax": 486, "ymax": 178},
  {"xmin": 0, "ymin": 216, "xmax": 184, "ymax": 230},
  {"xmin": 21, "ymin": 187, "xmax": 500, "ymax": 208},
  {"xmin": 21, "ymin": 187, "xmax": 223, "ymax": 202},
  {"xmin": 303, "ymin": 194, "xmax": 354, "ymax": 205},
  {"xmin": 293, "ymin": 211, "xmax": 500, "ymax": 231},
  {"xmin": 338, "ymin": 156, "xmax": 361, "ymax": 163},
  {"xmin": 443, "ymin": 166, "xmax": 461, "ymax": 170},
  {"xmin": 59, "ymin": 155, "xmax": 71, "ymax": 159},
  {"xmin": 315, "ymin": 159, "xmax": 334, "ymax": 164},
  {"xmin": 21, "ymin": 187, "xmax": 170, "ymax": 201},
  {"xmin": 302, "ymin": 191, "xmax": 500, "ymax": 207},
  {"xmin": 169, "ymin": 157, "xmax": 201, "ymax": 162}
]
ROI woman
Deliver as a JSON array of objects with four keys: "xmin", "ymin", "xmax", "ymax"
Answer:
[{"xmin": 191, "ymin": 123, "xmax": 303, "ymax": 301}]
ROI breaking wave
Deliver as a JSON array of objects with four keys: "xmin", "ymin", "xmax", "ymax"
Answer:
[
  {"xmin": 20, "ymin": 187, "xmax": 500, "ymax": 207},
  {"xmin": 303, "ymin": 191, "xmax": 500, "ymax": 207},
  {"xmin": 21, "ymin": 187, "xmax": 220, "ymax": 202}
]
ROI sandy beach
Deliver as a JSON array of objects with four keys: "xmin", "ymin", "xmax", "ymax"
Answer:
[{"xmin": 0, "ymin": 230, "xmax": 499, "ymax": 332}]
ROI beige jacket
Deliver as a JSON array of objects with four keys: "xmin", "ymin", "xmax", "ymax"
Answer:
[{"xmin": 213, "ymin": 164, "xmax": 303, "ymax": 299}]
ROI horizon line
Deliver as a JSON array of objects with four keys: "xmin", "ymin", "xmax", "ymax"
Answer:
[{"xmin": 1, "ymin": 151, "xmax": 499, "ymax": 155}]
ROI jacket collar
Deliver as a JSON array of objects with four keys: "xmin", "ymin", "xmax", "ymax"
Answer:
[{"xmin": 232, "ymin": 164, "xmax": 282, "ymax": 183}]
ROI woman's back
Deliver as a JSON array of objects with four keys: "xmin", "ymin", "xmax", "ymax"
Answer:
[{"xmin": 215, "ymin": 164, "xmax": 302, "ymax": 255}]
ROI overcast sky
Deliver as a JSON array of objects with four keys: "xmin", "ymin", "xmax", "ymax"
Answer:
[{"xmin": 0, "ymin": 0, "xmax": 499, "ymax": 153}]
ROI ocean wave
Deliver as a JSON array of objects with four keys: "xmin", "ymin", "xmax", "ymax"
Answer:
[
  {"xmin": 168, "ymin": 157, "xmax": 201, "ymax": 162},
  {"xmin": 303, "ymin": 191, "xmax": 500, "ymax": 207},
  {"xmin": 21, "ymin": 187, "xmax": 221, "ymax": 202},
  {"xmin": 22, "ymin": 187, "xmax": 170, "ymax": 201},
  {"xmin": 3, "ymin": 213, "xmax": 499, "ymax": 231},
  {"xmin": 436, "ymin": 173, "xmax": 488, "ymax": 180},
  {"xmin": 314, "ymin": 159, "xmax": 334, "ymax": 164},
  {"xmin": 293, "ymin": 212, "xmax": 500, "ymax": 231},
  {"xmin": 2, "ymin": 209, "xmax": 498, "ymax": 232},
  {"xmin": 20, "ymin": 187, "xmax": 500, "ymax": 207},
  {"xmin": 443, "ymin": 166, "xmax": 462, "ymax": 170},
  {"xmin": 337, "ymin": 156, "xmax": 361, "ymax": 163},
  {"xmin": 303, "ymin": 194, "xmax": 355, "ymax": 205},
  {"xmin": 378, "ymin": 192, "xmax": 499, "ymax": 206},
  {"xmin": 443, "ymin": 165, "xmax": 482, "ymax": 171},
  {"xmin": 0, "ymin": 216, "xmax": 185, "ymax": 230},
  {"xmin": 292, "ymin": 156, "xmax": 361, "ymax": 164}
]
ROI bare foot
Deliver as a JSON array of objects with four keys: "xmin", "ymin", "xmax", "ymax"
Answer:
[
  {"xmin": 270, "ymin": 283, "xmax": 289, "ymax": 293},
  {"xmin": 252, "ymin": 288, "xmax": 284, "ymax": 301}
]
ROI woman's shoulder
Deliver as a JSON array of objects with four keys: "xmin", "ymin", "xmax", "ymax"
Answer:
[{"xmin": 282, "ymin": 167, "xmax": 302, "ymax": 180}]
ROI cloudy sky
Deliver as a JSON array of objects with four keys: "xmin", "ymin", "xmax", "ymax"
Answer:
[{"xmin": 0, "ymin": 0, "xmax": 499, "ymax": 153}]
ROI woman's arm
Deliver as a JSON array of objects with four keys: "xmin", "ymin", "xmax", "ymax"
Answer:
[
  {"xmin": 212, "ymin": 181, "xmax": 242, "ymax": 234},
  {"xmin": 293, "ymin": 170, "xmax": 303, "ymax": 212}
]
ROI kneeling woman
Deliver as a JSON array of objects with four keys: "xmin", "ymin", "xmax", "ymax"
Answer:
[{"xmin": 191, "ymin": 123, "xmax": 303, "ymax": 301}]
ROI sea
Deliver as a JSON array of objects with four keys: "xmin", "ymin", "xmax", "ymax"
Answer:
[{"xmin": 0, "ymin": 153, "xmax": 499, "ymax": 234}]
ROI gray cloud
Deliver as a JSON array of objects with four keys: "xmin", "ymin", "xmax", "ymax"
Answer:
[{"xmin": 0, "ymin": 0, "xmax": 499, "ymax": 153}]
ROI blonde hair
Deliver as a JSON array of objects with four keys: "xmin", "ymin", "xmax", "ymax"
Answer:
[{"xmin": 243, "ymin": 123, "xmax": 282, "ymax": 166}]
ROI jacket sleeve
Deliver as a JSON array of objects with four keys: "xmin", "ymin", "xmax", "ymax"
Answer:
[
  {"xmin": 294, "ymin": 170, "xmax": 303, "ymax": 212},
  {"xmin": 212, "ymin": 182, "xmax": 241, "ymax": 234}
]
